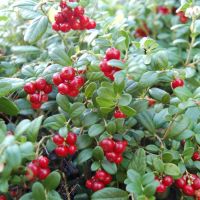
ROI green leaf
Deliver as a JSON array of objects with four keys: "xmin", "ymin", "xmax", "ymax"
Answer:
[
  {"xmin": 101, "ymin": 160, "xmax": 117, "ymax": 175},
  {"xmin": 47, "ymin": 190, "xmax": 62, "ymax": 200},
  {"xmin": 88, "ymin": 124, "xmax": 105, "ymax": 137},
  {"xmin": 142, "ymin": 172, "xmax": 155, "ymax": 186},
  {"xmin": 69, "ymin": 103, "xmax": 85, "ymax": 119},
  {"xmin": 107, "ymin": 59, "xmax": 125, "ymax": 69},
  {"xmin": 149, "ymin": 88, "xmax": 170, "ymax": 104},
  {"xmin": 19, "ymin": 193, "xmax": 33, "ymax": 200},
  {"xmin": 6, "ymin": 144, "xmax": 22, "ymax": 169},
  {"xmin": 118, "ymin": 94, "xmax": 132, "ymax": 106},
  {"xmin": 128, "ymin": 148, "xmax": 146, "ymax": 175},
  {"xmin": 43, "ymin": 114, "xmax": 66, "ymax": 130},
  {"xmin": 24, "ymin": 16, "xmax": 48, "ymax": 43},
  {"xmin": 15, "ymin": 119, "xmax": 31, "ymax": 137},
  {"xmin": 164, "ymin": 163, "xmax": 181, "ymax": 177},
  {"xmin": 77, "ymin": 135, "xmax": 93, "ymax": 150},
  {"xmin": 153, "ymin": 158, "xmax": 164, "ymax": 173},
  {"xmin": 137, "ymin": 111, "xmax": 155, "ymax": 134},
  {"xmin": 106, "ymin": 121, "xmax": 116, "ymax": 134},
  {"xmin": 32, "ymin": 182, "xmax": 46, "ymax": 200},
  {"xmin": 0, "ymin": 120, "xmax": 7, "ymax": 143},
  {"xmin": 58, "ymin": 126, "xmax": 68, "ymax": 138},
  {"xmin": 27, "ymin": 115, "xmax": 43, "ymax": 142},
  {"xmin": 143, "ymin": 181, "xmax": 159, "ymax": 197},
  {"xmin": 91, "ymin": 188, "xmax": 129, "ymax": 200},
  {"xmin": 11, "ymin": 46, "xmax": 40, "ymax": 54},
  {"xmin": 77, "ymin": 148, "xmax": 93, "ymax": 164},
  {"xmin": 0, "ymin": 179, "xmax": 8, "ymax": 193},
  {"xmin": 91, "ymin": 161, "xmax": 101, "ymax": 171},
  {"xmin": 85, "ymin": 82, "xmax": 97, "ymax": 98},
  {"xmin": 183, "ymin": 147, "xmax": 194, "ymax": 162},
  {"xmin": 43, "ymin": 171, "xmax": 61, "ymax": 191},
  {"xmin": 49, "ymin": 47, "xmax": 72, "ymax": 66},
  {"xmin": 174, "ymin": 87, "xmax": 193, "ymax": 101},
  {"xmin": 56, "ymin": 94, "xmax": 70, "ymax": 112},
  {"xmin": 20, "ymin": 142, "xmax": 34, "ymax": 158},
  {"xmin": 119, "ymin": 106, "xmax": 136, "ymax": 117},
  {"xmin": 114, "ymin": 71, "xmax": 126, "ymax": 94},
  {"xmin": 92, "ymin": 146, "xmax": 104, "ymax": 160},
  {"xmin": 0, "ymin": 97, "xmax": 19, "ymax": 116},
  {"xmin": 0, "ymin": 81, "xmax": 12, "ymax": 97},
  {"xmin": 82, "ymin": 112, "xmax": 100, "ymax": 127}
]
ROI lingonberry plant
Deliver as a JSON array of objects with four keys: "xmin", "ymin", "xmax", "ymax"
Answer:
[{"xmin": 0, "ymin": 0, "xmax": 200, "ymax": 199}]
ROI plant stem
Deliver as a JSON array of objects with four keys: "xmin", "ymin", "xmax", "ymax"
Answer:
[{"xmin": 185, "ymin": 17, "xmax": 196, "ymax": 65}]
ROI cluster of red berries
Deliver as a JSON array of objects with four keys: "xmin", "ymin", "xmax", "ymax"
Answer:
[
  {"xmin": 0, "ymin": 195, "xmax": 6, "ymax": 200},
  {"xmin": 114, "ymin": 108, "xmax": 126, "ymax": 118},
  {"xmin": 135, "ymin": 23, "xmax": 150, "ymax": 38},
  {"xmin": 85, "ymin": 169, "xmax": 112, "ymax": 191},
  {"xmin": 52, "ymin": 67, "xmax": 85, "ymax": 97},
  {"xmin": 52, "ymin": 1, "xmax": 96, "ymax": 32},
  {"xmin": 171, "ymin": 78, "xmax": 184, "ymax": 89},
  {"xmin": 24, "ymin": 78, "xmax": 52, "ymax": 109},
  {"xmin": 175, "ymin": 174, "xmax": 200, "ymax": 197},
  {"xmin": 99, "ymin": 138, "xmax": 127, "ymax": 164},
  {"xmin": 25, "ymin": 156, "xmax": 50, "ymax": 181},
  {"xmin": 100, "ymin": 48, "xmax": 122, "ymax": 80},
  {"xmin": 177, "ymin": 11, "xmax": 188, "ymax": 24},
  {"xmin": 155, "ymin": 175, "xmax": 174, "ymax": 193},
  {"xmin": 192, "ymin": 152, "xmax": 200, "ymax": 161},
  {"xmin": 53, "ymin": 132, "xmax": 77, "ymax": 157}
]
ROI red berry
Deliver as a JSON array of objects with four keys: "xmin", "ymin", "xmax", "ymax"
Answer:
[
  {"xmin": 86, "ymin": 19, "xmax": 96, "ymax": 29},
  {"xmin": 175, "ymin": 177, "xmax": 186, "ymax": 189},
  {"xmin": 115, "ymin": 154, "xmax": 123, "ymax": 164},
  {"xmin": 60, "ymin": 67, "xmax": 76, "ymax": 81},
  {"xmin": 66, "ymin": 132, "xmax": 77, "ymax": 145},
  {"xmin": 0, "ymin": 195, "xmax": 7, "ymax": 200},
  {"xmin": 86, "ymin": 180, "xmax": 93, "ymax": 189},
  {"xmin": 192, "ymin": 178, "xmax": 200, "ymax": 190},
  {"xmin": 104, "ymin": 71, "xmax": 115, "ymax": 80},
  {"xmin": 55, "ymin": 146, "xmax": 68, "ymax": 157},
  {"xmin": 43, "ymin": 84, "xmax": 52, "ymax": 94},
  {"xmin": 157, "ymin": 6, "xmax": 170, "ymax": 15},
  {"xmin": 114, "ymin": 110, "xmax": 126, "ymax": 118},
  {"xmin": 72, "ymin": 76, "xmax": 85, "ymax": 88},
  {"xmin": 74, "ymin": 6, "xmax": 84, "ymax": 16},
  {"xmin": 147, "ymin": 97, "xmax": 156, "ymax": 107},
  {"xmin": 92, "ymin": 181, "xmax": 105, "ymax": 191},
  {"xmin": 182, "ymin": 184, "xmax": 195, "ymax": 196},
  {"xmin": 26, "ymin": 163, "xmax": 39, "ymax": 177},
  {"xmin": 60, "ymin": 0, "xmax": 67, "ymax": 9},
  {"xmin": 60, "ymin": 23, "xmax": 71, "ymax": 32},
  {"xmin": 24, "ymin": 82, "xmax": 36, "ymax": 94},
  {"xmin": 99, "ymin": 138, "xmax": 115, "ymax": 152},
  {"xmin": 171, "ymin": 78, "xmax": 184, "ymax": 89},
  {"xmin": 29, "ymin": 94, "xmax": 40, "ymax": 104},
  {"xmin": 95, "ymin": 170, "xmax": 108, "ymax": 181},
  {"xmin": 192, "ymin": 152, "xmax": 200, "ymax": 161},
  {"xmin": 163, "ymin": 176, "xmax": 173, "ymax": 186},
  {"xmin": 105, "ymin": 152, "xmax": 117, "ymax": 162},
  {"xmin": 156, "ymin": 184, "xmax": 167, "ymax": 193},
  {"xmin": 71, "ymin": 21, "xmax": 81, "ymax": 30},
  {"xmin": 58, "ymin": 83, "xmax": 69, "ymax": 95},
  {"xmin": 79, "ymin": 15, "xmax": 89, "ymax": 27},
  {"xmin": 53, "ymin": 73, "xmax": 63, "ymax": 86},
  {"xmin": 100, "ymin": 59, "xmax": 112, "ymax": 72},
  {"xmin": 35, "ymin": 78, "xmax": 47, "ymax": 90},
  {"xmin": 114, "ymin": 141, "xmax": 127, "ymax": 154},
  {"xmin": 103, "ymin": 174, "xmax": 112, "ymax": 185},
  {"xmin": 31, "ymin": 103, "xmax": 41, "ymax": 110},
  {"xmin": 105, "ymin": 48, "xmax": 121, "ymax": 60},
  {"xmin": 52, "ymin": 22, "xmax": 60, "ymax": 31},
  {"xmin": 177, "ymin": 12, "xmax": 188, "ymax": 23},
  {"xmin": 68, "ymin": 145, "xmax": 77, "ymax": 155},
  {"xmin": 53, "ymin": 134, "xmax": 65, "ymax": 145},
  {"xmin": 38, "ymin": 156, "xmax": 49, "ymax": 169},
  {"xmin": 38, "ymin": 168, "xmax": 50, "ymax": 180},
  {"xmin": 67, "ymin": 88, "xmax": 79, "ymax": 97},
  {"xmin": 41, "ymin": 94, "xmax": 48, "ymax": 102},
  {"xmin": 55, "ymin": 12, "xmax": 65, "ymax": 24}
]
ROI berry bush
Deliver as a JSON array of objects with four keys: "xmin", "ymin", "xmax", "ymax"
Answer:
[{"xmin": 0, "ymin": 0, "xmax": 200, "ymax": 199}]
